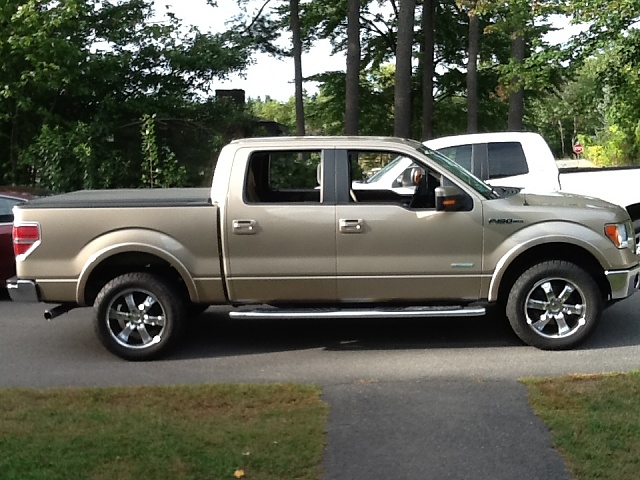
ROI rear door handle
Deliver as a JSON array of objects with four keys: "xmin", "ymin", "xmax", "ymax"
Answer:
[
  {"xmin": 232, "ymin": 219, "xmax": 257, "ymax": 235},
  {"xmin": 339, "ymin": 218, "xmax": 364, "ymax": 233}
]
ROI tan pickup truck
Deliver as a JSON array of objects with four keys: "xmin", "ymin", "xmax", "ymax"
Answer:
[{"xmin": 7, "ymin": 136, "xmax": 640, "ymax": 360}]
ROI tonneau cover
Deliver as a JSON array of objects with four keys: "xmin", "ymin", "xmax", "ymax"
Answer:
[{"xmin": 18, "ymin": 188, "xmax": 211, "ymax": 209}]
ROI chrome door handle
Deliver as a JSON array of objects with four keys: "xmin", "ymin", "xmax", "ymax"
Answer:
[
  {"xmin": 232, "ymin": 219, "xmax": 257, "ymax": 235},
  {"xmin": 339, "ymin": 218, "xmax": 364, "ymax": 233}
]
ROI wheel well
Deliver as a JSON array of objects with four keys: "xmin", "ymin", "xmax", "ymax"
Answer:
[
  {"xmin": 496, "ymin": 243, "xmax": 609, "ymax": 305},
  {"xmin": 83, "ymin": 252, "xmax": 189, "ymax": 306},
  {"xmin": 627, "ymin": 203, "xmax": 640, "ymax": 224}
]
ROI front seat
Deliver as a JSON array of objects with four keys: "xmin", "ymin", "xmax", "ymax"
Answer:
[{"xmin": 409, "ymin": 170, "xmax": 438, "ymax": 209}]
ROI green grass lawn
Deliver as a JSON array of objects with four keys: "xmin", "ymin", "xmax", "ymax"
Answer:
[
  {"xmin": 0, "ymin": 384, "xmax": 328, "ymax": 480},
  {"xmin": 523, "ymin": 370, "xmax": 640, "ymax": 480},
  {"xmin": 2, "ymin": 373, "xmax": 639, "ymax": 480}
]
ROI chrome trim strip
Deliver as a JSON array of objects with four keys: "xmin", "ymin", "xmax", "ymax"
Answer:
[{"xmin": 229, "ymin": 306, "xmax": 486, "ymax": 319}]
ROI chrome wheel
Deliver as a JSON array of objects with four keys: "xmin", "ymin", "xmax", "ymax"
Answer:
[
  {"xmin": 94, "ymin": 272, "xmax": 185, "ymax": 360},
  {"xmin": 506, "ymin": 260, "xmax": 602, "ymax": 350},
  {"xmin": 633, "ymin": 219, "xmax": 640, "ymax": 255},
  {"xmin": 524, "ymin": 277, "xmax": 587, "ymax": 339},
  {"xmin": 106, "ymin": 288, "xmax": 166, "ymax": 349}
]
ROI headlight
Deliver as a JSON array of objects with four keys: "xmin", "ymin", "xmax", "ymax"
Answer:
[{"xmin": 604, "ymin": 222, "xmax": 633, "ymax": 249}]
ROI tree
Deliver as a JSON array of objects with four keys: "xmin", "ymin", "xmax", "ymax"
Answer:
[
  {"xmin": 345, "ymin": 0, "xmax": 361, "ymax": 135},
  {"xmin": 507, "ymin": 34, "xmax": 526, "ymax": 131},
  {"xmin": 394, "ymin": 0, "xmax": 416, "ymax": 138},
  {"xmin": 290, "ymin": 0, "xmax": 306, "ymax": 135},
  {"xmin": 420, "ymin": 0, "xmax": 436, "ymax": 139},
  {"xmin": 0, "ymin": 0, "xmax": 251, "ymax": 190},
  {"xmin": 464, "ymin": 1, "xmax": 480, "ymax": 133}
]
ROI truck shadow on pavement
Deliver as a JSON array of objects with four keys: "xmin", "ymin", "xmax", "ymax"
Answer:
[
  {"xmin": 1, "ymin": 292, "xmax": 637, "ymax": 360},
  {"xmin": 173, "ymin": 299, "xmax": 639, "ymax": 360}
]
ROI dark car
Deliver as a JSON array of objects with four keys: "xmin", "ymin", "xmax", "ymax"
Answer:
[{"xmin": 0, "ymin": 187, "xmax": 50, "ymax": 287}]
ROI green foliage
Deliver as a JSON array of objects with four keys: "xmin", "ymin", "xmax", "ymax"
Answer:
[
  {"xmin": 249, "ymin": 97, "xmax": 297, "ymax": 131},
  {"xmin": 19, "ymin": 122, "xmax": 91, "ymax": 192},
  {"xmin": 140, "ymin": 114, "xmax": 187, "ymax": 188},
  {"xmin": 268, "ymin": 151, "xmax": 321, "ymax": 189},
  {"xmin": 0, "ymin": 0, "xmax": 253, "ymax": 190},
  {"xmin": 2, "ymin": 0, "xmax": 640, "ymax": 186}
]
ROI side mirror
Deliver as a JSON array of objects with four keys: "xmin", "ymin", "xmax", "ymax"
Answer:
[
  {"xmin": 410, "ymin": 167, "xmax": 423, "ymax": 186},
  {"xmin": 393, "ymin": 167, "xmax": 424, "ymax": 188},
  {"xmin": 435, "ymin": 186, "xmax": 472, "ymax": 212}
]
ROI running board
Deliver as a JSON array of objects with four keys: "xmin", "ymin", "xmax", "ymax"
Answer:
[{"xmin": 229, "ymin": 306, "xmax": 486, "ymax": 320}]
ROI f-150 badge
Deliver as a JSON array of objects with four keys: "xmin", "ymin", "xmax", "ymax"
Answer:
[{"xmin": 488, "ymin": 218, "xmax": 524, "ymax": 224}]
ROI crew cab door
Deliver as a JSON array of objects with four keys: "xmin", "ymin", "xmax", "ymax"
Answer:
[
  {"xmin": 223, "ymin": 148, "xmax": 337, "ymax": 303},
  {"xmin": 336, "ymin": 149, "xmax": 484, "ymax": 302}
]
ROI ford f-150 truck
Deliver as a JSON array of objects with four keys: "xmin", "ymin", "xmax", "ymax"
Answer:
[
  {"xmin": 7, "ymin": 136, "xmax": 640, "ymax": 360},
  {"xmin": 356, "ymin": 132, "xmax": 640, "ymax": 247}
]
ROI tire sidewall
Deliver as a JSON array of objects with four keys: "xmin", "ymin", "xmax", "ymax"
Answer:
[
  {"xmin": 93, "ymin": 272, "xmax": 185, "ymax": 360},
  {"xmin": 506, "ymin": 260, "xmax": 602, "ymax": 350}
]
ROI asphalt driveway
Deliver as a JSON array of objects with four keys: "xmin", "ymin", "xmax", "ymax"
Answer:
[
  {"xmin": 322, "ymin": 378, "xmax": 572, "ymax": 480},
  {"xmin": 3, "ymin": 293, "xmax": 639, "ymax": 479}
]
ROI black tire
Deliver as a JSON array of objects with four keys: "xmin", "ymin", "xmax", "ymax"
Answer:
[
  {"xmin": 93, "ymin": 272, "xmax": 186, "ymax": 361},
  {"xmin": 506, "ymin": 260, "xmax": 602, "ymax": 350},
  {"xmin": 633, "ymin": 218, "xmax": 640, "ymax": 254}
]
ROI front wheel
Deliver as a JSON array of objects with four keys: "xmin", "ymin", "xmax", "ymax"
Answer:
[
  {"xmin": 506, "ymin": 260, "xmax": 602, "ymax": 350},
  {"xmin": 633, "ymin": 218, "xmax": 640, "ymax": 255},
  {"xmin": 93, "ymin": 272, "xmax": 186, "ymax": 360}
]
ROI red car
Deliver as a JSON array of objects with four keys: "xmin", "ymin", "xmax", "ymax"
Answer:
[{"xmin": 0, "ymin": 187, "xmax": 49, "ymax": 287}]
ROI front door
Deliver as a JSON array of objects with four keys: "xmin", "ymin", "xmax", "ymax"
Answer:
[{"xmin": 336, "ymin": 149, "xmax": 484, "ymax": 303}]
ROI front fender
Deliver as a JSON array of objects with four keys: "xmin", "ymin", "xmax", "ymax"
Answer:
[{"xmin": 486, "ymin": 222, "xmax": 620, "ymax": 302}]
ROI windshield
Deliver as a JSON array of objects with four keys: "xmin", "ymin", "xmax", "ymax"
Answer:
[
  {"xmin": 365, "ymin": 156, "xmax": 404, "ymax": 183},
  {"xmin": 417, "ymin": 145, "xmax": 497, "ymax": 199}
]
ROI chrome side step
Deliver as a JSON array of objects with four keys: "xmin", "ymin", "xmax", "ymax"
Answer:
[{"xmin": 229, "ymin": 306, "xmax": 486, "ymax": 320}]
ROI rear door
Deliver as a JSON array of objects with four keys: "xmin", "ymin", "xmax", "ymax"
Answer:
[{"xmin": 224, "ymin": 148, "xmax": 338, "ymax": 303}]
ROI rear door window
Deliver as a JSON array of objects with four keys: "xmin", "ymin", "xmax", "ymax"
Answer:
[
  {"xmin": 437, "ymin": 145, "xmax": 472, "ymax": 172},
  {"xmin": 487, "ymin": 142, "xmax": 529, "ymax": 178}
]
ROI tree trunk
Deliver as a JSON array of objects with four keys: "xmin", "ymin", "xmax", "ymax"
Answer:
[
  {"xmin": 345, "ymin": 0, "xmax": 360, "ymax": 135},
  {"xmin": 421, "ymin": 0, "xmax": 436, "ymax": 140},
  {"xmin": 467, "ymin": 9, "xmax": 479, "ymax": 133},
  {"xmin": 290, "ymin": 0, "xmax": 305, "ymax": 136},
  {"xmin": 507, "ymin": 35, "xmax": 525, "ymax": 132},
  {"xmin": 394, "ymin": 0, "xmax": 416, "ymax": 138},
  {"xmin": 558, "ymin": 119, "xmax": 565, "ymax": 157}
]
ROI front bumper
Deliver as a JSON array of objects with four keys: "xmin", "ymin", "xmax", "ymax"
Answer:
[
  {"xmin": 6, "ymin": 277, "xmax": 40, "ymax": 303},
  {"xmin": 605, "ymin": 265, "xmax": 640, "ymax": 300}
]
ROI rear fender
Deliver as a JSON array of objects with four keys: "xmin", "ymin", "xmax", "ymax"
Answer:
[{"xmin": 76, "ymin": 229, "xmax": 196, "ymax": 305}]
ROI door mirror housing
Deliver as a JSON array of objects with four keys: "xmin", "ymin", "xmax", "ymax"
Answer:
[
  {"xmin": 435, "ymin": 186, "xmax": 473, "ymax": 212},
  {"xmin": 392, "ymin": 166, "xmax": 424, "ymax": 188}
]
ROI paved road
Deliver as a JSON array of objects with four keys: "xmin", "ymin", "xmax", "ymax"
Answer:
[
  {"xmin": 1, "ymin": 294, "xmax": 638, "ymax": 479},
  {"xmin": 1, "ymin": 294, "xmax": 638, "ymax": 387}
]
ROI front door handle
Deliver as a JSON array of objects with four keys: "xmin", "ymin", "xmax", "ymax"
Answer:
[
  {"xmin": 339, "ymin": 218, "xmax": 364, "ymax": 233},
  {"xmin": 232, "ymin": 219, "xmax": 257, "ymax": 235}
]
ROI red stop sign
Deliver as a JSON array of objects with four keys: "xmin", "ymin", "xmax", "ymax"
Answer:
[{"xmin": 573, "ymin": 142, "xmax": 584, "ymax": 154}]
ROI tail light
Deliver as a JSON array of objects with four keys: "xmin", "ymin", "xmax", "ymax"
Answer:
[{"xmin": 13, "ymin": 223, "xmax": 41, "ymax": 257}]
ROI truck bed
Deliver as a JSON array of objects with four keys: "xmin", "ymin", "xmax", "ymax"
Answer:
[{"xmin": 12, "ymin": 187, "xmax": 224, "ymax": 305}]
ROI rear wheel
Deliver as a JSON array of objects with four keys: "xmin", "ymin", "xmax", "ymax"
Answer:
[
  {"xmin": 506, "ymin": 260, "xmax": 602, "ymax": 350},
  {"xmin": 93, "ymin": 272, "xmax": 186, "ymax": 360}
]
